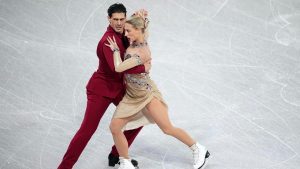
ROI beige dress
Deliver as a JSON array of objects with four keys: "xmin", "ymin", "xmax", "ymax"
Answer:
[{"xmin": 113, "ymin": 53, "xmax": 168, "ymax": 130}]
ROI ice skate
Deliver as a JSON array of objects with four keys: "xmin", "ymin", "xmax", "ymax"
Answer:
[
  {"xmin": 108, "ymin": 153, "xmax": 138, "ymax": 167},
  {"xmin": 118, "ymin": 157, "xmax": 135, "ymax": 169},
  {"xmin": 190, "ymin": 142, "xmax": 210, "ymax": 169}
]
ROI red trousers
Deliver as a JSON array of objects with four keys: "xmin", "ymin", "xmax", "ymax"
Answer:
[{"xmin": 57, "ymin": 89, "xmax": 142, "ymax": 169}]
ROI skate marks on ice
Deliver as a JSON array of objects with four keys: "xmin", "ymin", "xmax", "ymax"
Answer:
[{"xmin": 1, "ymin": 0, "xmax": 300, "ymax": 169}]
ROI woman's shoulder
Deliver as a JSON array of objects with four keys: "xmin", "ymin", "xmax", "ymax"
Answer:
[
  {"xmin": 125, "ymin": 46, "xmax": 151, "ymax": 58},
  {"xmin": 126, "ymin": 46, "xmax": 135, "ymax": 52},
  {"xmin": 125, "ymin": 47, "xmax": 139, "ymax": 56}
]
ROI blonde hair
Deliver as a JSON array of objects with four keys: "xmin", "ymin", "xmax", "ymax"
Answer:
[{"xmin": 126, "ymin": 15, "xmax": 149, "ymax": 39}]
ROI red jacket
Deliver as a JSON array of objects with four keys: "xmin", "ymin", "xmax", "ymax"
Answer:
[{"xmin": 86, "ymin": 26, "xmax": 145, "ymax": 98}]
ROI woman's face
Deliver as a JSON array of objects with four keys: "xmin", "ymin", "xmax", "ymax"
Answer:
[{"xmin": 124, "ymin": 23, "xmax": 141, "ymax": 43}]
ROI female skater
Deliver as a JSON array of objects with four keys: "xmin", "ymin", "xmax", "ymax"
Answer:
[{"xmin": 105, "ymin": 10, "xmax": 210, "ymax": 169}]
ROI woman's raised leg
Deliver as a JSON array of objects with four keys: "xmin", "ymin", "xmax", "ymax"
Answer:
[
  {"xmin": 146, "ymin": 98, "xmax": 195, "ymax": 146},
  {"xmin": 145, "ymin": 98, "xmax": 210, "ymax": 169}
]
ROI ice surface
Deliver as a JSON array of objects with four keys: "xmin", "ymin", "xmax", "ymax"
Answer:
[{"xmin": 0, "ymin": 0, "xmax": 300, "ymax": 168}]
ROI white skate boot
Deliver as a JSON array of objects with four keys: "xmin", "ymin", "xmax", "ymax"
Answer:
[
  {"xmin": 118, "ymin": 157, "xmax": 136, "ymax": 169},
  {"xmin": 190, "ymin": 142, "xmax": 210, "ymax": 169}
]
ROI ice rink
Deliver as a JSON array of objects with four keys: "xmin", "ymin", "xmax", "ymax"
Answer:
[{"xmin": 1, "ymin": 0, "xmax": 300, "ymax": 168}]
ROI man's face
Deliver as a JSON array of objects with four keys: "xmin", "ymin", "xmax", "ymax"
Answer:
[{"xmin": 108, "ymin": 13, "xmax": 126, "ymax": 33}]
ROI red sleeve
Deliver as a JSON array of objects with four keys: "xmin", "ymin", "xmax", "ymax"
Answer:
[{"xmin": 102, "ymin": 40, "xmax": 117, "ymax": 72}]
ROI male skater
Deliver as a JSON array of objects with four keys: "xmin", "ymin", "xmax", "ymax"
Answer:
[{"xmin": 57, "ymin": 3, "xmax": 150, "ymax": 169}]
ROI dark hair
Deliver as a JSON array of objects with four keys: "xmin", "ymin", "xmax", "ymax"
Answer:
[{"xmin": 107, "ymin": 3, "xmax": 127, "ymax": 17}]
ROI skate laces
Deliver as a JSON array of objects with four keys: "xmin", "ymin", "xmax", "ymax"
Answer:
[
  {"xmin": 119, "ymin": 157, "xmax": 126, "ymax": 169},
  {"xmin": 192, "ymin": 149, "xmax": 200, "ymax": 165},
  {"xmin": 190, "ymin": 143, "xmax": 201, "ymax": 165}
]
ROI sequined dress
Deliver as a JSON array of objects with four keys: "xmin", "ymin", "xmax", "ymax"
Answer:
[{"xmin": 112, "ymin": 53, "xmax": 168, "ymax": 130}]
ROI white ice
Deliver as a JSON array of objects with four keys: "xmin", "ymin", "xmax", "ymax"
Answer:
[{"xmin": 0, "ymin": 0, "xmax": 300, "ymax": 169}]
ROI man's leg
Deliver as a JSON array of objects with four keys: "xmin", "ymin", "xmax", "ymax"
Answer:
[{"xmin": 58, "ymin": 91, "xmax": 111, "ymax": 169}]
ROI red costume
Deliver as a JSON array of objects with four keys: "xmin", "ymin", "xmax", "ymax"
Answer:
[{"xmin": 57, "ymin": 26, "xmax": 145, "ymax": 169}]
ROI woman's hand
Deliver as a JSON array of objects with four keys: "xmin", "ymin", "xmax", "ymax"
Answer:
[
  {"xmin": 133, "ymin": 9, "xmax": 148, "ymax": 20},
  {"xmin": 105, "ymin": 36, "xmax": 119, "ymax": 52}
]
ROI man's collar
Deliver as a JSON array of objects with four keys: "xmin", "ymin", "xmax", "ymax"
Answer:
[{"xmin": 107, "ymin": 25, "xmax": 123, "ymax": 38}]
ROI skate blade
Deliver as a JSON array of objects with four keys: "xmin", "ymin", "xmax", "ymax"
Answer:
[
  {"xmin": 113, "ymin": 161, "xmax": 139, "ymax": 169},
  {"xmin": 198, "ymin": 151, "xmax": 210, "ymax": 169},
  {"xmin": 198, "ymin": 158, "xmax": 208, "ymax": 169}
]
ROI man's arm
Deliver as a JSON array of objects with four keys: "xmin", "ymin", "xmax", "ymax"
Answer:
[{"xmin": 102, "ymin": 40, "xmax": 117, "ymax": 72}]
